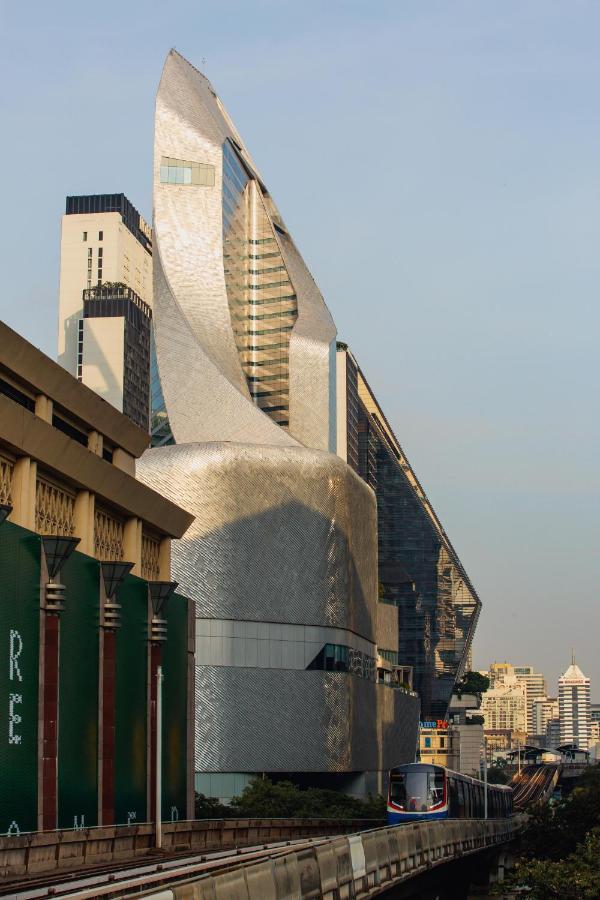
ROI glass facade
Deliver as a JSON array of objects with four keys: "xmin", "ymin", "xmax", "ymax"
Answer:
[
  {"xmin": 160, "ymin": 156, "xmax": 215, "ymax": 187},
  {"xmin": 307, "ymin": 643, "xmax": 376, "ymax": 681},
  {"xmin": 222, "ymin": 140, "xmax": 298, "ymax": 428},
  {"xmin": 150, "ymin": 334, "xmax": 174, "ymax": 447},
  {"xmin": 352, "ymin": 400, "xmax": 479, "ymax": 719}
]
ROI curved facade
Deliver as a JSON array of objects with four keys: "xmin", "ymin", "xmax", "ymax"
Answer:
[
  {"xmin": 152, "ymin": 50, "xmax": 336, "ymax": 451},
  {"xmin": 141, "ymin": 50, "xmax": 420, "ymax": 797},
  {"xmin": 139, "ymin": 443, "xmax": 419, "ymax": 781}
]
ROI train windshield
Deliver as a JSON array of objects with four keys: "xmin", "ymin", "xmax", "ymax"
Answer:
[{"xmin": 390, "ymin": 770, "xmax": 445, "ymax": 811}]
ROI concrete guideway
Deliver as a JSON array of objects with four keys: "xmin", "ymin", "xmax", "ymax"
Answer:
[{"xmin": 117, "ymin": 818, "xmax": 523, "ymax": 899}]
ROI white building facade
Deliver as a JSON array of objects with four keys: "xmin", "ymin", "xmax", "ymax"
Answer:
[
  {"xmin": 57, "ymin": 194, "xmax": 153, "ymax": 429},
  {"xmin": 514, "ymin": 665, "xmax": 546, "ymax": 737},
  {"xmin": 558, "ymin": 661, "xmax": 591, "ymax": 750}
]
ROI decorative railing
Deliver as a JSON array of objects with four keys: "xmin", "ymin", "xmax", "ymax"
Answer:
[
  {"xmin": 141, "ymin": 532, "xmax": 161, "ymax": 581},
  {"xmin": 35, "ymin": 476, "xmax": 75, "ymax": 536},
  {"xmin": 94, "ymin": 507, "xmax": 124, "ymax": 560},
  {"xmin": 0, "ymin": 455, "xmax": 13, "ymax": 505}
]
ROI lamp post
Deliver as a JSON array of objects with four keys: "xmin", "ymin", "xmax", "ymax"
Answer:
[
  {"xmin": 148, "ymin": 581, "xmax": 177, "ymax": 848},
  {"xmin": 40, "ymin": 534, "xmax": 80, "ymax": 831},
  {"xmin": 41, "ymin": 535, "xmax": 80, "ymax": 612},
  {"xmin": 99, "ymin": 561, "xmax": 134, "ymax": 825}
]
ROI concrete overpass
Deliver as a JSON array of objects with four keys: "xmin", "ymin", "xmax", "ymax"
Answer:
[{"xmin": 0, "ymin": 817, "xmax": 522, "ymax": 898}]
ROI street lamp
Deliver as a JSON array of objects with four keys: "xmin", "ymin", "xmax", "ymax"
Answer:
[
  {"xmin": 42, "ymin": 535, "xmax": 80, "ymax": 613},
  {"xmin": 101, "ymin": 561, "xmax": 134, "ymax": 629},
  {"xmin": 147, "ymin": 580, "xmax": 177, "ymax": 850},
  {"xmin": 149, "ymin": 581, "xmax": 178, "ymax": 642},
  {"xmin": 0, "ymin": 503, "xmax": 13, "ymax": 526}
]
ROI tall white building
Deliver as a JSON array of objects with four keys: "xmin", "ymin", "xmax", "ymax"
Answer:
[
  {"xmin": 558, "ymin": 659, "xmax": 591, "ymax": 750},
  {"xmin": 532, "ymin": 697, "xmax": 558, "ymax": 739},
  {"xmin": 514, "ymin": 666, "xmax": 546, "ymax": 736},
  {"xmin": 481, "ymin": 664, "xmax": 527, "ymax": 734},
  {"xmin": 57, "ymin": 194, "xmax": 153, "ymax": 429}
]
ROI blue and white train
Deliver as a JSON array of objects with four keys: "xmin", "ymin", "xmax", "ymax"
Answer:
[{"xmin": 387, "ymin": 763, "xmax": 513, "ymax": 825}]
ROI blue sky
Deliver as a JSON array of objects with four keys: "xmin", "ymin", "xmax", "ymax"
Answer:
[{"xmin": 1, "ymin": 1, "xmax": 598, "ymax": 697}]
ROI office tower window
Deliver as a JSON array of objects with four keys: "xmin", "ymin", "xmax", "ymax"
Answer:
[
  {"xmin": 77, "ymin": 320, "xmax": 84, "ymax": 381},
  {"xmin": 82, "ymin": 231, "xmax": 87, "ymax": 241},
  {"xmin": 98, "ymin": 230, "xmax": 103, "ymax": 241},
  {"xmin": 160, "ymin": 156, "xmax": 215, "ymax": 186}
]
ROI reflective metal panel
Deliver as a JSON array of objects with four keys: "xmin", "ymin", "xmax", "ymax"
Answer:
[
  {"xmin": 153, "ymin": 50, "xmax": 337, "ymax": 451},
  {"xmin": 195, "ymin": 667, "xmax": 420, "ymax": 773}
]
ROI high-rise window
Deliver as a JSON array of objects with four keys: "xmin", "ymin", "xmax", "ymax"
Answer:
[
  {"xmin": 98, "ymin": 230, "xmax": 103, "ymax": 241},
  {"xmin": 160, "ymin": 156, "xmax": 215, "ymax": 186},
  {"xmin": 83, "ymin": 231, "xmax": 87, "ymax": 241}
]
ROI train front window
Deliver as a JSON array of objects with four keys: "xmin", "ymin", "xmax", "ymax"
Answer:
[{"xmin": 390, "ymin": 771, "xmax": 444, "ymax": 811}]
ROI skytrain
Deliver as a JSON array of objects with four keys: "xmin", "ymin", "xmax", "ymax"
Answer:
[{"xmin": 387, "ymin": 763, "xmax": 513, "ymax": 824}]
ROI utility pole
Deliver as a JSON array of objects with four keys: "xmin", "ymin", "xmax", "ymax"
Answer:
[{"xmin": 156, "ymin": 665, "xmax": 163, "ymax": 849}]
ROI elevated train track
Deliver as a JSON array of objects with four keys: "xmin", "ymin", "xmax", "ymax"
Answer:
[{"xmin": 511, "ymin": 764, "xmax": 560, "ymax": 809}]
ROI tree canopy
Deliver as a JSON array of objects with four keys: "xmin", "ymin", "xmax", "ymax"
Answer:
[
  {"xmin": 454, "ymin": 670, "xmax": 490, "ymax": 697},
  {"xmin": 498, "ymin": 767, "xmax": 600, "ymax": 898},
  {"xmin": 196, "ymin": 777, "xmax": 386, "ymax": 821}
]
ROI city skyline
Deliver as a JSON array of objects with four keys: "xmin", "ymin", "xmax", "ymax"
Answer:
[{"xmin": 1, "ymin": 2, "xmax": 598, "ymax": 695}]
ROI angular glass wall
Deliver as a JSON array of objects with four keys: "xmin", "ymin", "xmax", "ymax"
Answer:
[
  {"xmin": 222, "ymin": 140, "xmax": 298, "ymax": 429},
  {"xmin": 150, "ymin": 333, "xmax": 174, "ymax": 447},
  {"xmin": 357, "ymin": 402, "xmax": 479, "ymax": 719}
]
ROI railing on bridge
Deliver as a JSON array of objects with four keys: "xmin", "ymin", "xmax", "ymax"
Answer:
[
  {"xmin": 128, "ymin": 818, "xmax": 522, "ymax": 900},
  {"xmin": 0, "ymin": 818, "xmax": 382, "ymax": 879}
]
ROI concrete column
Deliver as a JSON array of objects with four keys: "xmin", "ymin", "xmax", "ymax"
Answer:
[
  {"xmin": 35, "ymin": 394, "xmax": 53, "ymax": 424},
  {"xmin": 88, "ymin": 430, "xmax": 103, "ymax": 457},
  {"xmin": 74, "ymin": 491, "xmax": 95, "ymax": 556},
  {"xmin": 158, "ymin": 538, "xmax": 171, "ymax": 581},
  {"xmin": 100, "ymin": 628, "xmax": 116, "ymax": 825},
  {"xmin": 124, "ymin": 517, "xmax": 142, "ymax": 575},
  {"xmin": 41, "ymin": 613, "xmax": 60, "ymax": 831},
  {"xmin": 148, "ymin": 642, "xmax": 162, "ymax": 828},
  {"xmin": 113, "ymin": 448, "xmax": 136, "ymax": 476},
  {"xmin": 11, "ymin": 457, "xmax": 37, "ymax": 530}
]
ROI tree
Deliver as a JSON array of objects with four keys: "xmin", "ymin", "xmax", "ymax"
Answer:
[
  {"xmin": 486, "ymin": 766, "xmax": 509, "ymax": 785},
  {"xmin": 497, "ymin": 768, "xmax": 600, "ymax": 897},
  {"xmin": 194, "ymin": 793, "xmax": 231, "ymax": 819},
  {"xmin": 228, "ymin": 777, "xmax": 386, "ymax": 820},
  {"xmin": 454, "ymin": 671, "xmax": 490, "ymax": 697},
  {"xmin": 519, "ymin": 767, "xmax": 600, "ymax": 861},
  {"xmin": 501, "ymin": 829, "xmax": 600, "ymax": 899}
]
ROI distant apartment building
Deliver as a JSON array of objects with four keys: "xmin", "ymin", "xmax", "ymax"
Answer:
[
  {"xmin": 514, "ymin": 666, "xmax": 546, "ymax": 736},
  {"xmin": 481, "ymin": 664, "xmax": 527, "ymax": 734},
  {"xmin": 57, "ymin": 194, "xmax": 153, "ymax": 430},
  {"xmin": 532, "ymin": 697, "xmax": 559, "ymax": 741},
  {"xmin": 558, "ymin": 659, "xmax": 591, "ymax": 750},
  {"xmin": 447, "ymin": 693, "xmax": 485, "ymax": 777},
  {"xmin": 546, "ymin": 717, "xmax": 561, "ymax": 749}
]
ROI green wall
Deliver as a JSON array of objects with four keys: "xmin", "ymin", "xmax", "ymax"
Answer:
[
  {"xmin": 58, "ymin": 552, "xmax": 99, "ymax": 828},
  {"xmin": 0, "ymin": 522, "xmax": 40, "ymax": 834},
  {"xmin": 161, "ymin": 593, "xmax": 188, "ymax": 821},
  {"xmin": 115, "ymin": 574, "xmax": 148, "ymax": 825}
]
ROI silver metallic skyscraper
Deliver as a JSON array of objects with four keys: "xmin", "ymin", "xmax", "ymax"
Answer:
[{"xmin": 138, "ymin": 50, "xmax": 419, "ymax": 798}]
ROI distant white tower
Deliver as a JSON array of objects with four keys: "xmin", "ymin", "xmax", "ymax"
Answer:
[{"xmin": 558, "ymin": 656, "xmax": 591, "ymax": 750}]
